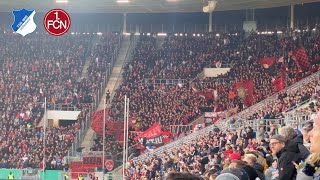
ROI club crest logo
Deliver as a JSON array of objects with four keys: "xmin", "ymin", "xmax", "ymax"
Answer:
[
  {"xmin": 237, "ymin": 86, "xmax": 248, "ymax": 99},
  {"xmin": 12, "ymin": 8, "xmax": 37, "ymax": 36}
]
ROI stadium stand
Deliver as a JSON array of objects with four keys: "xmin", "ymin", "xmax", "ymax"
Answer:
[
  {"xmin": 110, "ymin": 29, "xmax": 320, "ymax": 178},
  {"xmin": 0, "ymin": 32, "xmax": 120, "ymax": 171}
]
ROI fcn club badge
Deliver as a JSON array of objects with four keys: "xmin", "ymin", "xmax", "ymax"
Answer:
[{"xmin": 12, "ymin": 8, "xmax": 37, "ymax": 36}]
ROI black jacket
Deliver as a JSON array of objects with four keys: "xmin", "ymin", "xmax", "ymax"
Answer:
[
  {"xmin": 241, "ymin": 165, "xmax": 259, "ymax": 180},
  {"xmin": 292, "ymin": 135, "xmax": 310, "ymax": 161},
  {"xmin": 252, "ymin": 162, "xmax": 265, "ymax": 180},
  {"xmin": 276, "ymin": 139, "xmax": 300, "ymax": 180}
]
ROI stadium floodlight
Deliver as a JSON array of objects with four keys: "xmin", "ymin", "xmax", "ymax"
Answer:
[
  {"xmin": 71, "ymin": 32, "xmax": 75, "ymax": 35},
  {"xmin": 56, "ymin": 0, "xmax": 68, "ymax": 3},
  {"xmin": 97, "ymin": 32, "xmax": 102, "ymax": 35},
  {"xmin": 157, "ymin": 33, "xmax": 167, "ymax": 36},
  {"xmin": 203, "ymin": 1, "xmax": 217, "ymax": 13},
  {"xmin": 117, "ymin": 0, "xmax": 129, "ymax": 3}
]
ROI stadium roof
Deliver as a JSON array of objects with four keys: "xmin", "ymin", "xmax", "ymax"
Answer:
[{"xmin": 3, "ymin": 0, "xmax": 320, "ymax": 13}]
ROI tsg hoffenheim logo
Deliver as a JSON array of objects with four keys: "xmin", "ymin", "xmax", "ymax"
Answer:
[{"xmin": 12, "ymin": 8, "xmax": 37, "ymax": 36}]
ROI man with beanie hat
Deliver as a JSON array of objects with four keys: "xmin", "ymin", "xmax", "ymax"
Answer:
[
  {"xmin": 270, "ymin": 135, "xmax": 300, "ymax": 180},
  {"xmin": 216, "ymin": 167, "xmax": 249, "ymax": 180}
]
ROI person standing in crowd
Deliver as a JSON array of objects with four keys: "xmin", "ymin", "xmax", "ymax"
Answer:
[
  {"xmin": 269, "ymin": 135, "xmax": 300, "ymax": 180},
  {"xmin": 301, "ymin": 121, "xmax": 314, "ymax": 149},
  {"xmin": 279, "ymin": 126, "xmax": 310, "ymax": 161},
  {"xmin": 243, "ymin": 153, "xmax": 265, "ymax": 180},
  {"xmin": 297, "ymin": 112, "xmax": 320, "ymax": 179},
  {"xmin": 105, "ymin": 89, "xmax": 110, "ymax": 104}
]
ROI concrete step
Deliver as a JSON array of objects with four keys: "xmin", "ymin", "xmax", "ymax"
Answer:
[{"xmin": 81, "ymin": 36, "xmax": 132, "ymax": 152}]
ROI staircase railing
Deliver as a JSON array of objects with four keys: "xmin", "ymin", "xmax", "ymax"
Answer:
[{"xmin": 92, "ymin": 35, "xmax": 123, "ymax": 110}]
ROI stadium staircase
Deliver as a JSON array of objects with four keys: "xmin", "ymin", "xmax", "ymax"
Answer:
[
  {"xmin": 113, "ymin": 70, "xmax": 320, "ymax": 174},
  {"xmin": 81, "ymin": 35, "xmax": 135, "ymax": 152},
  {"xmin": 78, "ymin": 35, "xmax": 101, "ymax": 81},
  {"xmin": 36, "ymin": 35, "xmax": 99, "ymax": 128}
]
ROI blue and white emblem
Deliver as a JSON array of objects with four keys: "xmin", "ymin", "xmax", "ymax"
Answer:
[{"xmin": 12, "ymin": 8, "xmax": 37, "ymax": 36}]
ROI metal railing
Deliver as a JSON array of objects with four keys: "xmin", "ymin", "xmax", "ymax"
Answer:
[
  {"xmin": 284, "ymin": 112, "xmax": 313, "ymax": 129},
  {"xmin": 139, "ymin": 79, "xmax": 188, "ymax": 86},
  {"xmin": 205, "ymin": 63, "xmax": 232, "ymax": 68},
  {"xmin": 47, "ymin": 103, "xmax": 79, "ymax": 111},
  {"xmin": 192, "ymin": 77, "xmax": 230, "ymax": 84}
]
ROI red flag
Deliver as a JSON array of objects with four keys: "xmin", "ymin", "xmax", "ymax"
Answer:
[
  {"xmin": 258, "ymin": 57, "xmax": 275, "ymax": 68},
  {"xmin": 233, "ymin": 80, "xmax": 254, "ymax": 106},
  {"xmin": 228, "ymin": 91, "xmax": 235, "ymax": 99},
  {"xmin": 135, "ymin": 122, "xmax": 162, "ymax": 140},
  {"xmin": 273, "ymin": 75, "xmax": 285, "ymax": 92},
  {"xmin": 134, "ymin": 122, "xmax": 171, "ymax": 147},
  {"xmin": 292, "ymin": 47, "xmax": 310, "ymax": 71}
]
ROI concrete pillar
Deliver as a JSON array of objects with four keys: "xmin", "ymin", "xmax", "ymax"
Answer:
[
  {"xmin": 209, "ymin": 11, "xmax": 213, "ymax": 32},
  {"xmin": 123, "ymin": 13, "xmax": 127, "ymax": 34},
  {"xmin": 290, "ymin": 1, "xmax": 294, "ymax": 29}
]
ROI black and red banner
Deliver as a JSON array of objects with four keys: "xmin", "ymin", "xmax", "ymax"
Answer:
[{"xmin": 134, "ymin": 122, "xmax": 171, "ymax": 147}]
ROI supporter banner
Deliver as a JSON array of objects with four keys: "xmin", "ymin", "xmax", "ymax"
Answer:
[
  {"xmin": 82, "ymin": 151, "xmax": 103, "ymax": 168},
  {"xmin": 293, "ymin": 47, "xmax": 310, "ymax": 71},
  {"xmin": 232, "ymin": 80, "xmax": 254, "ymax": 106},
  {"xmin": 139, "ymin": 132, "xmax": 171, "ymax": 146},
  {"xmin": 135, "ymin": 122, "xmax": 171, "ymax": 147},
  {"xmin": 193, "ymin": 87, "xmax": 215, "ymax": 101},
  {"xmin": 258, "ymin": 57, "xmax": 275, "ymax": 68},
  {"xmin": 70, "ymin": 161, "xmax": 84, "ymax": 179},
  {"xmin": 273, "ymin": 75, "xmax": 285, "ymax": 92},
  {"xmin": 91, "ymin": 108, "xmax": 127, "ymax": 136}
]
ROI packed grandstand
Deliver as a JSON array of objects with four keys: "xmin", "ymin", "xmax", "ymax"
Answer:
[{"xmin": 0, "ymin": 1, "xmax": 320, "ymax": 180}]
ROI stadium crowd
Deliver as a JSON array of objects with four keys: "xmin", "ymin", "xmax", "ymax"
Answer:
[
  {"xmin": 0, "ymin": 32, "xmax": 120, "ymax": 170},
  {"xmin": 98, "ymin": 28, "xmax": 320, "ymax": 150},
  {"xmin": 126, "ymin": 109, "xmax": 320, "ymax": 180}
]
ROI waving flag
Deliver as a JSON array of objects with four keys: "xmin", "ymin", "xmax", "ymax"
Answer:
[{"xmin": 292, "ymin": 47, "xmax": 310, "ymax": 71}]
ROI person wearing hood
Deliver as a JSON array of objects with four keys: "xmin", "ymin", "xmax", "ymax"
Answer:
[
  {"xmin": 296, "ymin": 112, "xmax": 320, "ymax": 179},
  {"xmin": 270, "ymin": 135, "xmax": 300, "ymax": 180},
  {"xmin": 279, "ymin": 126, "xmax": 310, "ymax": 161},
  {"xmin": 243, "ymin": 153, "xmax": 265, "ymax": 180}
]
